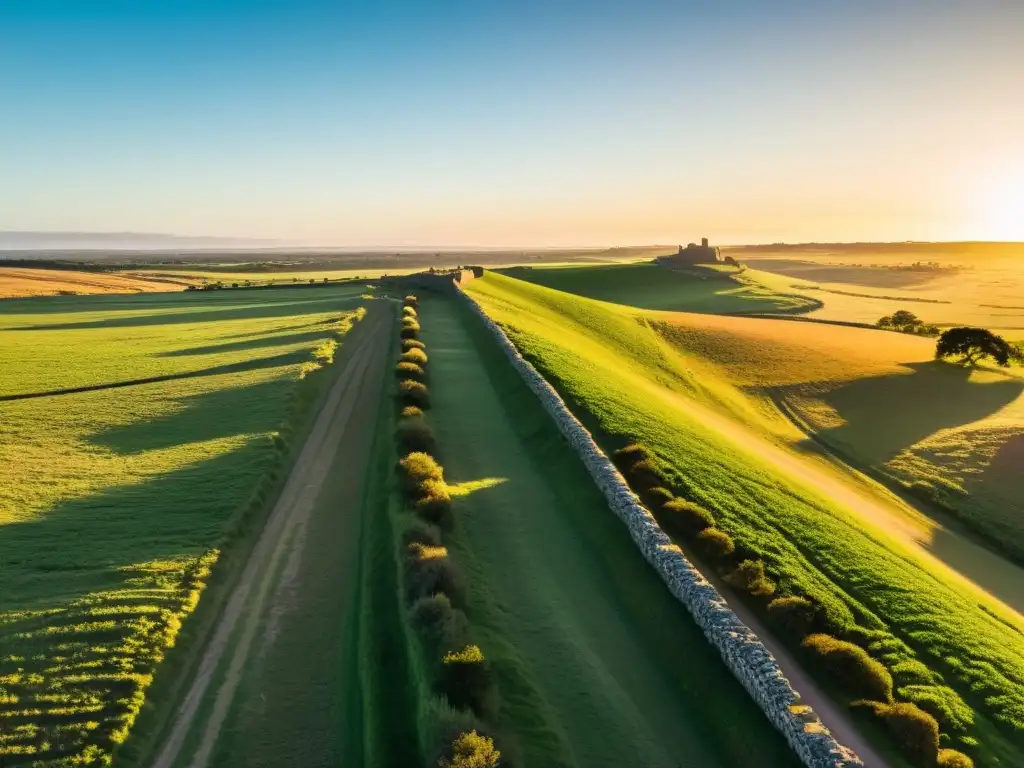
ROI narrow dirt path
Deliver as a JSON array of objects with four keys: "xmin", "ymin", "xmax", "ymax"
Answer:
[{"xmin": 151, "ymin": 302, "xmax": 393, "ymax": 768}]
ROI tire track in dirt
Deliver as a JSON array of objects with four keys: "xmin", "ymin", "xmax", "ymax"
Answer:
[{"xmin": 151, "ymin": 303, "xmax": 393, "ymax": 768}]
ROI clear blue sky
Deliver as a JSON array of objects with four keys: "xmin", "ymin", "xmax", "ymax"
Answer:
[{"xmin": 2, "ymin": 1, "xmax": 1023, "ymax": 246}]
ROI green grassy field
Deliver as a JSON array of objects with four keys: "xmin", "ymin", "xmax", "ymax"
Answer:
[
  {"xmin": 466, "ymin": 271, "xmax": 1024, "ymax": 767},
  {"xmin": 0, "ymin": 286, "xmax": 365, "ymax": 766},
  {"xmin": 416, "ymin": 295, "xmax": 796, "ymax": 767},
  {"xmin": 499, "ymin": 262, "xmax": 820, "ymax": 314}
]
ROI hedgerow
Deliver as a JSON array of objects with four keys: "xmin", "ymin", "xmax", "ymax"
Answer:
[
  {"xmin": 388, "ymin": 295, "xmax": 506, "ymax": 766},
  {"xmin": 803, "ymin": 634, "xmax": 893, "ymax": 704}
]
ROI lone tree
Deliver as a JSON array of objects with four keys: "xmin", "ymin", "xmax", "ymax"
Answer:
[{"xmin": 935, "ymin": 327, "xmax": 1022, "ymax": 367}]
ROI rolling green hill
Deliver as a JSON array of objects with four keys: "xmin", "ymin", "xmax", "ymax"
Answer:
[{"xmin": 465, "ymin": 271, "xmax": 1024, "ymax": 767}]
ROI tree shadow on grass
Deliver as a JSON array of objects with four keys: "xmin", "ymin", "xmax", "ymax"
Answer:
[
  {"xmin": 0, "ymin": 372, "xmax": 300, "ymax": 611},
  {"xmin": 793, "ymin": 361, "xmax": 1024, "ymax": 462},
  {"xmin": 156, "ymin": 328, "xmax": 336, "ymax": 358},
  {"xmin": 10, "ymin": 294, "xmax": 359, "ymax": 331}
]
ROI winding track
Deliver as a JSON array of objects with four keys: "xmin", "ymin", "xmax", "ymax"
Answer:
[{"xmin": 151, "ymin": 302, "xmax": 392, "ymax": 768}]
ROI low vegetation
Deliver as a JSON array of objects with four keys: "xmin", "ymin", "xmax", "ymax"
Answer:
[
  {"xmin": 389, "ymin": 295, "xmax": 505, "ymax": 767},
  {"xmin": 0, "ymin": 286, "xmax": 367, "ymax": 766},
  {"xmin": 875, "ymin": 309, "xmax": 939, "ymax": 336}
]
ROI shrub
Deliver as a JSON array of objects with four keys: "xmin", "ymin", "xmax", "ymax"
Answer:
[
  {"xmin": 937, "ymin": 749, "xmax": 973, "ymax": 768},
  {"xmin": 409, "ymin": 594, "xmax": 470, "ymax": 660},
  {"xmin": 401, "ymin": 405, "xmax": 424, "ymax": 418},
  {"xmin": 404, "ymin": 544, "xmax": 463, "ymax": 604},
  {"xmin": 440, "ymin": 645, "xmax": 495, "ymax": 717},
  {"xmin": 898, "ymin": 684, "xmax": 974, "ymax": 732},
  {"xmin": 397, "ymin": 417, "xmax": 436, "ymax": 455},
  {"xmin": 802, "ymin": 634, "xmax": 893, "ymax": 703},
  {"xmin": 400, "ymin": 325, "xmax": 419, "ymax": 340},
  {"xmin": 661, "ymin": 498, "xmax": 715, "ymax": 535},
  {"xmin": 438, "ymin": 730, "xmax": 501, "ymax": 768},
  {"xmin": 868, "ymin": 701, "xmax": 940, "ymax": 766},
  {"xmin": 696, "ymin": 527, "xmax": 734, "ymax": 560},
  {"xmin": 404, "ymin": 294, "xmax": 418, "ymax": 308},
  {"xmin": 767, "ymin": 595, "xmax": 816, "ymax": 638},
  {"xmin": 642, "ymin": 486, "xmax": 674, "ymax": 510},
  {"xmin": 398, "ymin": 379, "xmax": 430, "ymax": 408},
  {"xmin": 403, "ymin": 305, "xmax": 418, "ymax": 318},
  {"xmin": 612, "ymin": 442, "xmax": 650, "ymax": 470},
  {"xmin": 726, "ymin": 559, "xmax": 776, "ymax": 597},
  {"xmin": 398, "ymin": 452, "xmax": 444, "ymax": 494},
  {"xmin": 415, "ymin": 479, "xmax": 453, "ymax": 528},
  {"xmin": 623, "ymin": 457, "xmax": 664, "ymax": 491},
  {"xmin": 402, "ymin": 518, "xmax": 443, "ymax": 548},
  {"xmin": 401, "ymin": 347, "xmax": 429, "ymax": 366},
  {"xmin": 402, "ymin": 316, "xmax": 420, "ymax": 330},
  {"xmin": 396, "ymin": 361, "xmax": 426, "ymax": 381},
  {"xmin": 403, "ymin": 338, "xmax": 426, "ymax": 351}
]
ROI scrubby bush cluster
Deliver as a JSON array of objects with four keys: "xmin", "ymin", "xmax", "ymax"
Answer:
[
  {"xmin": 391, "ymin": 295, "xmax": 504, "ymax": 767},
  {"xmin": 459, "ymin": 286, "xmax": 980, "ymax": 768},
  {"xmin": 457, "ymin": 287, "xmax": 861, "ymax": 768}
]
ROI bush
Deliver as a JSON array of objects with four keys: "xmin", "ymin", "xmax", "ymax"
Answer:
[
  {"xmin": 415, "ymin": 479, "xmax": 453, "ymax": 528},
  {"xmin": 402, "ymin": 518, "xmax": 443, "ymax": 548},
  {"xmin": 937, "ymin": 749, "xmax": 973, "ymax": 768},
  {"xmin": 398, "ymin": 379, "xmax": 430, "ymax": 408},
  {"xmin": 438, "ymin": 730, "xmax": 501, "ymax": 768},
  {"xmin": 401, "ymin": 405, "xmax": 424, "ymax": 418},
  {"xmin": 767, "ymin": 595, "xmax": 816, "ymax": 638},
  {"xmin": 396, "ymin": 361, "xmax": 426, "ymax": 381},
  {"xmin": 612, "ymin": 442, "xmax": 650, "ymax": 470},
  {"xmin": 642, "ymin": 486, "xmax": 674, "ymax": 510},
  {"xmin": 404, "ymin": 294, "xmax": 418, "ymax": 308},
  {"xmin": 400, "ymin": 325, "xmax": 420, "ymax": 340},
  {"xmin": 696, "ymin": 527, "xmax": 734, "ymax": 560},
  {"xmin": 401, "ymin": 347, "xmax": 429, "ymax": 366},
  {"xmin": 403, "ymin": 305, "xmax": 418, "ymax": 318},
  {"xmin": 440, "ymin": 645, "xmax": 496, "ymax": 717},
  {"xmin": 409, "ymin": 594, "xmax": 470, "ymax": 660},
  {"xmin": 398, "ymin": 452, "xmax": 444, "ymax": 494},
  {"xmin": 623, "ymin": 457, "xmax": 664, "ymax": 491},
  {"xmin": 802, "ymin": 634, "xmax": 893, "ymax": 703},
  {"xmin": 661, "ymin": 498, "xmax": 715, "ymax": 536},
  {"xmin": 726, "ymin": 559, "xmax": 776, "ymax": 597},
  {"xmin": 404, "ymin": 544, "xmax": 463, "ymax": 604},
  {"xmin": 403, "ymin": 338, "xmax": 426, "ymax": 351},
  {"xmin": 869, "ymin": 701, "xmax": 940, "ymax": 766},
  {"xmin": 402, "ymin": 315, "xmax": 421, "ymax": 330},
  {"xmin": 397, "ymin": 417, "xmax": 436, "ymax": 454}
]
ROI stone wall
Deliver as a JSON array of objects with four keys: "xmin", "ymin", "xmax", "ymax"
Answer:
[{"xmin": 455, "ymin": 286, "xmax": 863, "ymax": 768}]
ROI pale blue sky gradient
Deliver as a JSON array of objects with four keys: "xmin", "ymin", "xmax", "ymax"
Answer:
[{"xmin": 2, "ymin": 1, "xmax": 1023, "ymax": 245}]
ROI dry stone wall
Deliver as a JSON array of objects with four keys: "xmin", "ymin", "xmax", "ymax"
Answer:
[{"xmin": 456, "ymin": 286, "xmax": 864, "ymax": 768}]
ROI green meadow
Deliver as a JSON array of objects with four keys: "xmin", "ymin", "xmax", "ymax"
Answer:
[
  {"xmin": 466, "ymin": 271, "xmax": 1024, "ymax": 767},
  {"xmin": 0, "ymin": 286, "xmax": 365, "ymax": 766}
]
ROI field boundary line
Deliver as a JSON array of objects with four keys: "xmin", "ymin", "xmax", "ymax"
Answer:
[{"xmin": 456, "ymin": 285, "xmax": 864, "ymax": 768}]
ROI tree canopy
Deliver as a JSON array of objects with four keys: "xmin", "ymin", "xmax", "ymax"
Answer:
[
  {"xmin": 876, "ymin": 309, "xmax": 939, "ymax": 336},
  {"xmin": 935, "ymin": 327, "xmax": 1023, "ymax": 367}
]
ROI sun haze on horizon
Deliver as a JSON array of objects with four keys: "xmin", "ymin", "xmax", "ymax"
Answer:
[{"xmin": 1, "ymin": 1, "xmax": 1022, "ymax": 247}]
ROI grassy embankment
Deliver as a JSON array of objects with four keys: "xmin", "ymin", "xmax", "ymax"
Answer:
[
  {"xmin": 413, "ymin": 293, "xmax": 797, "ymax": 768},
  {"xmin": 0, "ymin": 286, "xmax": 365, "ymax": 766},
  {"xmin": 466, "ymin": 271, "xmax": 1024, "ymax": 768}
]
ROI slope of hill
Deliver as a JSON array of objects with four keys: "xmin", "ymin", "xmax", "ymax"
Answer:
[
  {"xmin": 465, "ymin": 271, "xmax": 1024, "ymax": 767},
  {"xmin": 0, "ymin": 266, "xmax": 185, "ymax": 298}
]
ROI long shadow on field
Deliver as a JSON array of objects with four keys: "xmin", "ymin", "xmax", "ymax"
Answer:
[
  {"xmin": 0, "ymin": 376, "xmax": 294, "ymax": 611},
  {"xmin": 8, "ymin": 294, "xmax": 358, "ymax": 331},
  {"xmin": 0, "ymin": 350, "xmax": 308, "ymax": 402},
  {"xmin": 156, "ymin": 328, "xmax": 337, "ymax": 358},
  {"xmin": 790, "ymin": 361, "xmax": 1023, "ymax": 461}
]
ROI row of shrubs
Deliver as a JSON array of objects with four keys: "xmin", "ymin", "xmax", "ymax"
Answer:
[
  {"xmin": 455, "ymin": 288, "xmax": 867, "ymax": 768},
  {"xmin": 612, "ymin": 443, "xmax": 974, "ymax": 768},
  {"xmin": 393, "ymin": 295, "xmax": 503, "ymax": 768}
]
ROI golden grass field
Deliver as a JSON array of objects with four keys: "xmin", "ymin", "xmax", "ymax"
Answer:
[
  {"xmin": 729, "ymin": 242, "xmax": 1024, "ymax": 340},
  {"xmin": 0, "ymin": 267, "xmax": 187, "ymax": 299},
  {"xmin": 652, "ymin": 311, "xmax": 1024, "ymax": 559}
]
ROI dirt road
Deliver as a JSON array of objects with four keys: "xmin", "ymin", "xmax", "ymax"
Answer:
[{"xmin": 151, "ymin": 301, "xmax": 393, "ymax": 768}]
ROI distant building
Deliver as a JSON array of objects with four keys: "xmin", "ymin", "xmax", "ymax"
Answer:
[{"xmin": 662, "ymin": 238, "xmax": 722, "ymax": 266}]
